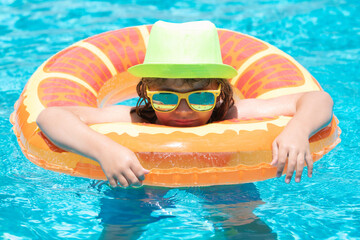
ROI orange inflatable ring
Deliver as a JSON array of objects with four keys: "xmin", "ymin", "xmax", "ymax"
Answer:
[{"xmin": 10, "ymin": 24, "xmax": 341, "ymax": 187}]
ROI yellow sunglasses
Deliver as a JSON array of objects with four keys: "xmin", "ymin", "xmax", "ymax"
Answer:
[{"xmin": 146, "ymin": 85, "xmax": 221, "ymax": 112}]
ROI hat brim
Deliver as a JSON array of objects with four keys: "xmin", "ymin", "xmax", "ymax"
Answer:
[{"xmin": 128, "ymin": 64, "xmax": 238, "ymax": 79}]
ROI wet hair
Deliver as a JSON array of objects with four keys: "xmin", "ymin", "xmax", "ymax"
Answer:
[{"xmin": 131, "ymin": 78, "xmax": 234, "ymax": 124}]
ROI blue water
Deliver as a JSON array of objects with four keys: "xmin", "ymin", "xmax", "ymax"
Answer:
[{"xmin": 1, "ymin": 0, "xmax": 359, "ymax": 239}]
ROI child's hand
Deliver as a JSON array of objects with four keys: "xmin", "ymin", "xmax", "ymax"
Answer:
[
  {"xmin": 97, "ymin": 143, "xmax": 150, "ymax": 188},
  {"xmin": 270, "ymin": 127, "xmax": 313, "ymax": 183}
]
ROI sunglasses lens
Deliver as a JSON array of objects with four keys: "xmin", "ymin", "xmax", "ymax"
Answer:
[
  {"xmin": 152, "ymin": 93, "xmax": 179, "ymax": 112},
  {"xmin": 188, "ymin": 92, "xmax": 215, "ymax": 111}
]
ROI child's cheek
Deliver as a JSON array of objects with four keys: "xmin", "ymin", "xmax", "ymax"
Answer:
[
  {"xmin": 155, "ymin": 112, "xmax": 171, "ymax": 125},
  {"xmin": 200, "ymin": 111, "xmax": 214, "ymax": 124}
]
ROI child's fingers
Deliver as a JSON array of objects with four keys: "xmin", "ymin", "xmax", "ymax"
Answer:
[
  {"xmin": 131, "ymin": 163, "xmax": 150, "ymax": 182},
  {"xmin": 276, "ymin": 147, "xmax": 288, "ymax": 177},
  {"xmin": 285, "ymin": 150, "xmax": 297, "ymax": 183},
  {"xmin": 115, "ymin": 174, "xmax": 129, "ymax": 188},
  {"xmin": 295, "ymin": 153, "xmax": 305, "ymax": 183},
  {"xmin": 123, "ymin": 169, "xmax": 142, "ymax": 187},
  {"xmin": 305, "ymin": 150, "xmax": 313, "ymax": 177},
  {"xmin": 271, "ymin": 140, "xmax": 279, "ymax": 166},
  {"xmin": 108, "ymin": 178, "xmax": 118, "ymax": 188}
]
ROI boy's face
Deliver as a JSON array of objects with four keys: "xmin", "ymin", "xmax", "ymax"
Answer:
[{"xmin": 147, "ymin": 78, "xmax": 218, "ymax": 127}]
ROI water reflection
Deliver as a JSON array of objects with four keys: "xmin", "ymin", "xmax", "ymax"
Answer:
[{"xmin": 96, "ymin": 183, "xmax": 277, "ymax": 239}]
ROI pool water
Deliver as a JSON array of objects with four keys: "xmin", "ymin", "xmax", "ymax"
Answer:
[{"xmin": 1, "ymin": 0, "xmax": 359, "ymax": 239}]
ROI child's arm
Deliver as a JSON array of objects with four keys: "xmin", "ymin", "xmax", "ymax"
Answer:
[
  {"xmin": 233, "ymin": 91, "xmax": 334, "ymax": 183},
  {"xmin": 36, "ymin": 106, "xmax": 150, "ymax": 188},
  {"xmin": 270, "ymin": 91, "xmax": 334, "ymax": 183}
]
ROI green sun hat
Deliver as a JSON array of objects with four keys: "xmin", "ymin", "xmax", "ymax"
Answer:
[{"xmin": 128, "ymin": 20, "xmax": 238, "ymax": 79}]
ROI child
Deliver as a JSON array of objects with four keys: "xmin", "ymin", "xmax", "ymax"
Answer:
[{"xmin": 36, "ymin": 21, "xmax": 334, "ymax": 188}]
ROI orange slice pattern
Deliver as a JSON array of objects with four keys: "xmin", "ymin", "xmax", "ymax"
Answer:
[
  {"xmin": 218, "ymin": 30, "xmax": 269, "ymax": 70},
  {"xmin": 38, "ymin": 77, "xmax": 97, "ymax": 107},
  {"xmin": 43, "ymin": 46, "xmax": 112, "ymax": 92},
  {"xmin": 84, "ymin": 28, "xmax": 146, "ymax": 74},
  {"xmin": 236, "ymin": 54, "xmax": 306, "ymax": 98}
]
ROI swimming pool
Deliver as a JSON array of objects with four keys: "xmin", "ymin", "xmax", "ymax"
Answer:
[{"xmin": 1, "ymin": 0, "xmax": 359, "ymax": 239}]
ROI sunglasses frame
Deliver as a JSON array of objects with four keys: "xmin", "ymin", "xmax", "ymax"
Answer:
[{"xmin": 146, "ymin": 85, "xmax": 221, "ymax": 113}]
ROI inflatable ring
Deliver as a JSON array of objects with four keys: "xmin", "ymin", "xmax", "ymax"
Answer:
[{"xmin": 10, "ymin": 25, "xmax": 341, "ymax": 187}]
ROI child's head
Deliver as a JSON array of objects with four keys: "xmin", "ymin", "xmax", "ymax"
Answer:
[
  {"xmin": 128, "ymin": 20, "xmax": 238, "ymax": 126},
  {"xmin": 135, "ymin": 77, "xmax": 234, "ymax": 126}
]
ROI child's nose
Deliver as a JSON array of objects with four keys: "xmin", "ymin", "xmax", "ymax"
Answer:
[{"xmin": 175, "ymin": 99, "xmax": 192, "ymax": 112}]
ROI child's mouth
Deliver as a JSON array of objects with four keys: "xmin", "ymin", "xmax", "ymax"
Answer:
[{"xmin": 173, "ymin": 119, "xmax": 197, "ymax": 126}]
